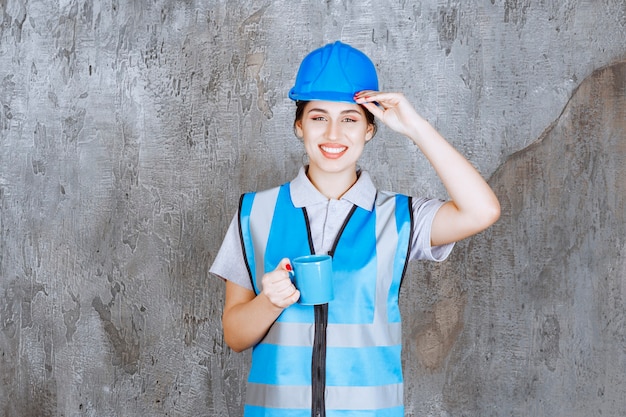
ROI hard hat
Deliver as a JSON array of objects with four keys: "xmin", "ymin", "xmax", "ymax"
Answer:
[{"xmin": 289, "ymin": 41, "xmax": 379, "ymax": 103}]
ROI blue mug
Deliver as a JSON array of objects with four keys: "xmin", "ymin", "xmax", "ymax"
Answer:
[{"xmin": 291, "ymin": 254, "xmax": 334, "ymax": 305}]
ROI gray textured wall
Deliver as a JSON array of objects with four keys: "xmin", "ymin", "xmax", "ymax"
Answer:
[{"xmin": 0, "ymin": 1, "xmax": 625, "ymax": 416}]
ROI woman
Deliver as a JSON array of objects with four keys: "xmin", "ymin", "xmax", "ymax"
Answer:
[{"xmin": 210, "ymin": 41, "xmax": 500, "ymax": 417}]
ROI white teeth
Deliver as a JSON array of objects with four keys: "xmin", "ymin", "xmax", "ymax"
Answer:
[{"xmin": 320, "ymin": 145, "xmax": 346, "ymax": 154}]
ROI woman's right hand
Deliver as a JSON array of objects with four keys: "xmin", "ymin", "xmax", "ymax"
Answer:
[
  {"xmin": 261, "ymin": 258, "xmax": 300, "ymax": 309},
  {"xmin": 222, "ymin": 258, "xmax": 301, "ymax": 352}
]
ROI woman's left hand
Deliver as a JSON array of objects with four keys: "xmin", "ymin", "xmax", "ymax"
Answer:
[{"xmin": 354, "ymin": 90, "xmax": 423, "ymax": 139}]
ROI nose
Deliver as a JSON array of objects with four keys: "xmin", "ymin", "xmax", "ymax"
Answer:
[{"xmin": 326, "ymin": 119, "xmax": 340, "ymax": 140}]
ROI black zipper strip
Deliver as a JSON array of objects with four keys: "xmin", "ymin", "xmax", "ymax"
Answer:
[
  {"xmin": 312, "ymin": 303, "xmax": 328, "ymax": 417},
  {"xmin": 307, "ymin": 204, "xmax": 357, "ymax": 417}
]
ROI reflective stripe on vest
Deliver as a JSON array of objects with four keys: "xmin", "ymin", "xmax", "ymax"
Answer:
[{"xmin": 238, "ymin": 183, "xmax": 412, "ymax": 416}]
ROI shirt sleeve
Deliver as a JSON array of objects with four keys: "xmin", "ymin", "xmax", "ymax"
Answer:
[
  {"xmin": 209, "ymin": 212, "xmax": 255, "ymax": 291},
  {"xmin": 409, "ymin": 197, "xmax": 455, "ymax": 262}
]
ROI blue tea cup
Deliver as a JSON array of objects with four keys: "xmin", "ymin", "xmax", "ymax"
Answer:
[{"xmin": 291, "ymin": 254, "xmax": 334, "ymax": 305}]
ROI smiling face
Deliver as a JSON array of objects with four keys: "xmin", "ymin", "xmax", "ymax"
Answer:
[{"xmin": 294, "ymin": 101, "xmax": 375, "ymax": 182}]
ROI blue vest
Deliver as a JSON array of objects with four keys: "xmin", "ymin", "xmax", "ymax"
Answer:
[{"xmin": 238, "ymin": 183, "xmax": 413, "ymax": 417}]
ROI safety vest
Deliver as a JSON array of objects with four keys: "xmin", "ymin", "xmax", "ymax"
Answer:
[{"xmin": 238, "ymin": 182, "xmax": 413, "ymax": 417}]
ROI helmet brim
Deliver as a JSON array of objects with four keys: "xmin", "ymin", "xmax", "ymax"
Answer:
[{"xmin": 288, "ymin": 89, "xmax": 377, "ymax": 104}]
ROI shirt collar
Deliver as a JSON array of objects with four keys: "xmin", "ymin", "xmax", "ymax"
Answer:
[{"xmin": 290, "ymin": 166, "xmax": 377, "ymax": 211}]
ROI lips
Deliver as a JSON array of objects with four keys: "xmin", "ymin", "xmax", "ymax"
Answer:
[{"xmin": 319, "ymin": 144, "xmax": 347, "ymax": 158}]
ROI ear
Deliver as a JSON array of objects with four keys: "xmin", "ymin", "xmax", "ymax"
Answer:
[
  {"xmin": 365, "ymin": 123, "xmax": 375, "ymax": 142},
  {"xmin": 294, "ymin": 120, "xmax": 304, "ymax": 138}
]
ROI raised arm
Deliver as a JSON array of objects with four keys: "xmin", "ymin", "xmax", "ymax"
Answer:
[{"xmin": 355, "ymin": 91, "xmax": 500, "ymax": 246}]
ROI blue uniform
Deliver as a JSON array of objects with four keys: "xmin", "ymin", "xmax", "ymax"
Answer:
[{"xmin": 239, "ymin": 182, "xmax": 413, "ymax": 416}]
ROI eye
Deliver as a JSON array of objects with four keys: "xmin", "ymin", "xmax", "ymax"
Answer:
[
  {"xmin": 311, "ymin": 116, "xmax": 326, "ymax": 121},
  {"xmin": 342, "ymin": 117, "xmax": 358, "ymax": 123}
]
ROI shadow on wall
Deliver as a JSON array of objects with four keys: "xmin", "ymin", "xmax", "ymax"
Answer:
[{"xmin": 408, "ymin": 61, "xmax": 626, "ymax": 416}]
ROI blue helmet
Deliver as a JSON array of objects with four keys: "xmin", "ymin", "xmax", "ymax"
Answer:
[{"xmin": 289, "ymin": 41, "xmax": 379, "ymax": 103}]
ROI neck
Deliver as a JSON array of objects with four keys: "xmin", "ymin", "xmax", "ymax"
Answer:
[{"xmin": 306, "ymin": 165, "xmax": 358, "ymax": 200}]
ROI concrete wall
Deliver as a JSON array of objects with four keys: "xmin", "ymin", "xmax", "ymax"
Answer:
[{"xmin": 0, "ymin": 1, "xmax": 624, "ymax": 416}]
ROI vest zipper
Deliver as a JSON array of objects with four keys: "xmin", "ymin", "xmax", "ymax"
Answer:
[
  {"xmin": 311, "ymin": 303, "xmax": 328, "ymax": 417},
  {"xmin": 304, "ymin": 205, "xmax": 357, "ymax": 417}
]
